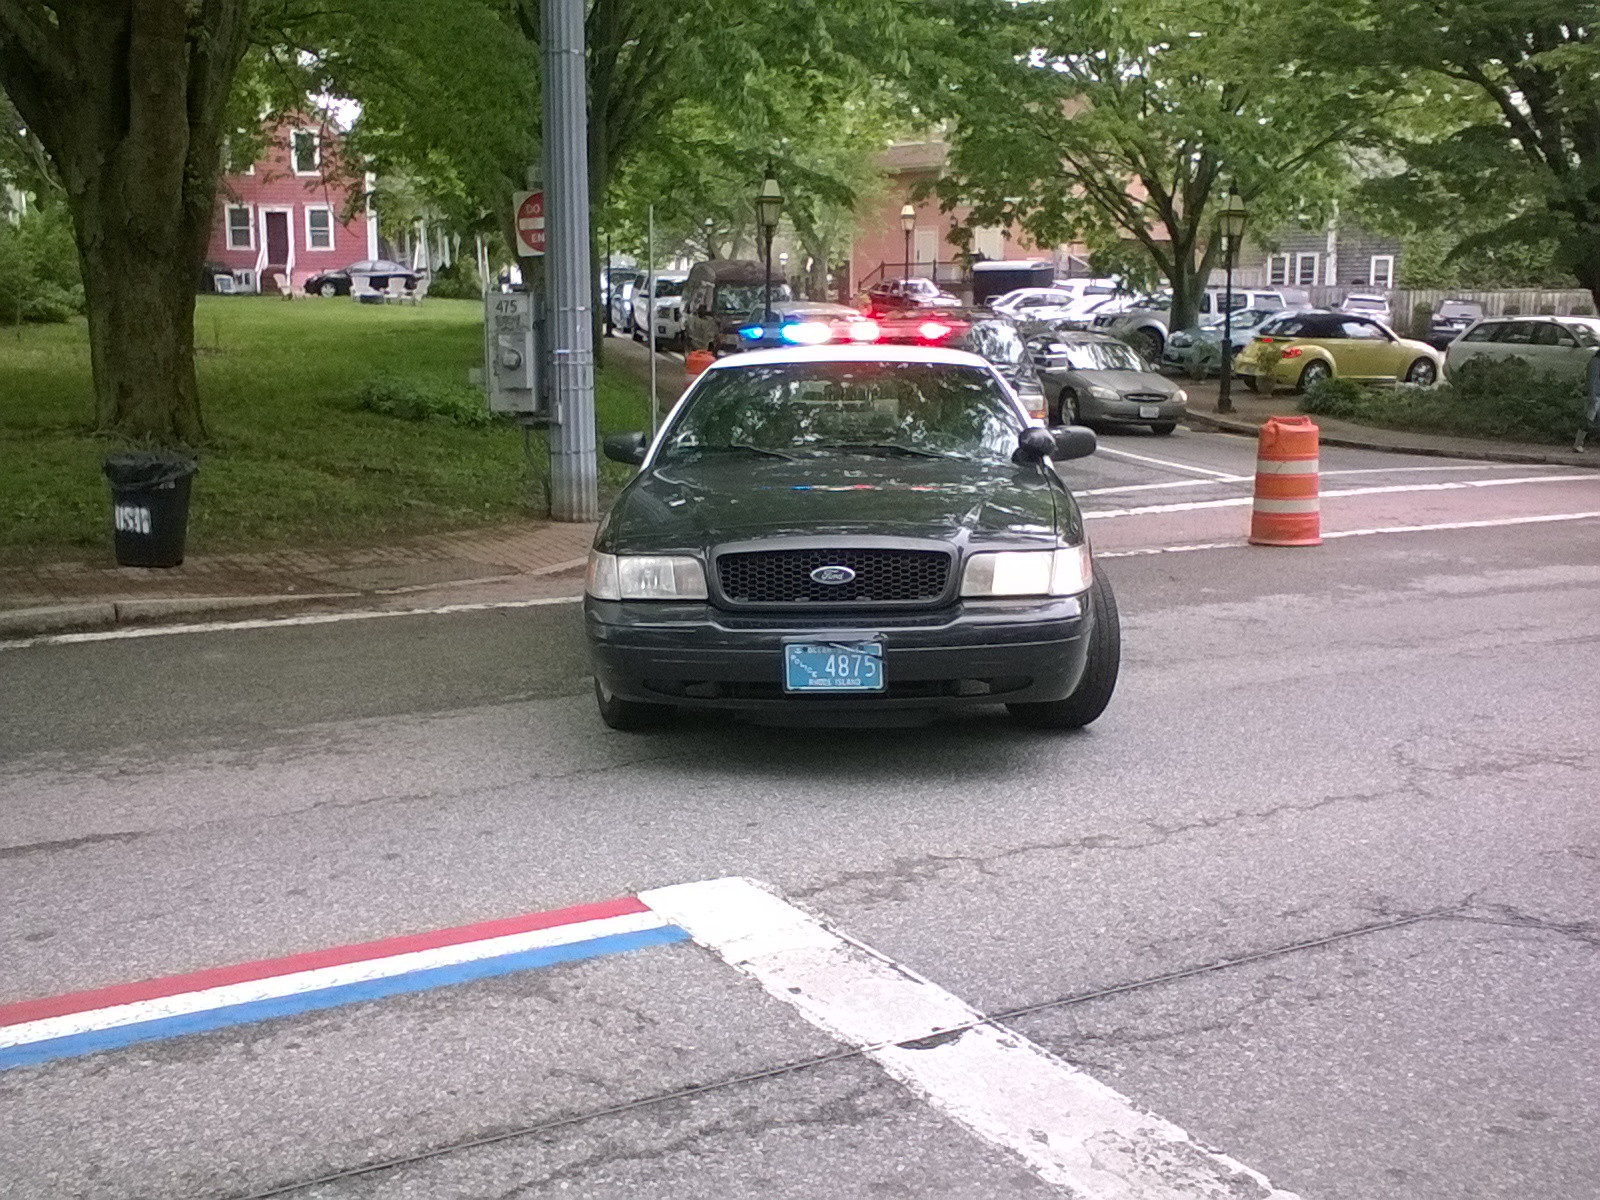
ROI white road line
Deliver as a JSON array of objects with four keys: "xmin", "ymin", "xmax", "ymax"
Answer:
[
  {"xmin": 1084, "ymin": 473, "xmax": 1597, "ymax": 519},
  {"xmin": 1077, "ymin": 478, "xmax": 1247, "ymax": 497},
  {"xmin": 1076, "ymin": 463, "xmax": 1564, "ymax": 500},
  {"xmin": 1317, "ymin": 463, "xmax": 1562, "ymax": 476},
  {"xmin": 1092, "ymin": 445, "xmax": 1245, "ymax": 480},
  {"xmin": 642, "ymin": 877, "xmax": 1301, "ymax": 1200},
  {"xmin": 0, "ymin": 595, "xmax": 583, "ymax": 652},
  {"xmin": 1094, "ymin": 509, "xmax": 1600, "ymax": 557}
]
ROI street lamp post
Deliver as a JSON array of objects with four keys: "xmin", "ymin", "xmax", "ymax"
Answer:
[
  {"xmin": 756, "ymin": 174, "xmax": 783, "ymax": 319},
  {"xmin": 900, "ymin": 203, "xmax": 915, "ymax": 279},
  {"xmin": 704, "ymin": 217, "xmax": 714, "ymax": 259},
  {"xmin": 1216, "ymin": 188, "xmax": 1249, "ymax": 414}
]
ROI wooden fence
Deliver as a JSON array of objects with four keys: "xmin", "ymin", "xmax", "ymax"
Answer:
[{"xmin": 1306, "ymin": 286, "xmax": 1594, "ymax": 320}]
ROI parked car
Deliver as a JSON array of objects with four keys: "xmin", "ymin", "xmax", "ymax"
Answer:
[
  {"xmin": 874, "ymin": 307, "xmax": 1049, "ymax": 421},
  {"xmin": 1425, "ymin": 300, "xmax": 1485, "ymax": 350},
  {"xmin": 1095, "ymin": 287, "xmax": 1303, "ymax": 359},
  {"xmin": 1444, "ymin": 315, "xmax": 1600, "ymax": 381},
  {"xmin": 683, "ymin": 260, "xmax": 795, "ymax": 355},
  {"xmin": 1234, "ymin": 310, "xmax": 1442, "ymax": 392},
  {"xmin": 589, "ymin": 344, "xmax": 1115, "ymax": 731},
  {"xmin": 303, "ymin": 260, "xmax": 417, "ymax": 297},
  {"xmin": 989, "ymin": 287, "xmax": 1084, "ymax": 320},
  {"xmin": 1161, "ymin": 308, "xmax": 1284, "ymax": 377},
  {"xmin": 608, "ymin": 277, "xmax": 638, "ymax": 334},
  {"xmin": 735, "ymin": 301, "xmax": 880, "ymax": 351},
  {"xmin": 864, "ymin": 277, "xmax": 962, "ymax": 316},
  {"xmin": 1026, "ymin": 331, "xmax": 1187, "ymax": 432},
  {"xmin": 629, "ymin": 273, "xmax": 689, "ymax": 347},
  {"xmin": 1339, "ymin": 292, "xmax": 1393, "ymax": 323}
]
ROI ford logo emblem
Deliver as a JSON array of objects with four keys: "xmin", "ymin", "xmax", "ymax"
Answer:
[{"xmin": 810, "ymin": 565, "xmax": 856, "ymax": 585}]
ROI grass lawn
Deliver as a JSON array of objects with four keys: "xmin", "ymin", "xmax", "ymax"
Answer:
[{"xmin": 0, "ymin": 297, "xmax": 650, "ymax": 565}]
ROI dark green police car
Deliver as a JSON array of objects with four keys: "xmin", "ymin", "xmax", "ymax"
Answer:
[{"xmin": 585, "ymin": 345, "xmax": 1119, "ymax": 731}]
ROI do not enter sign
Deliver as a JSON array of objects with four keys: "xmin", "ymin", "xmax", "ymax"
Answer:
[{"xmin": 514, "ymin": 190, "xmax": 545, "ymax": 257}]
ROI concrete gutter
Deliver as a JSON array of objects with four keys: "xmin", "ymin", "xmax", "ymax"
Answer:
[{"xmin": 0, "ymin": 592, "xmax": 358, "ymax": 640}]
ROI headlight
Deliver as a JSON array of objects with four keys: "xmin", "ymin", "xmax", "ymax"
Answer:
[
  {"xmin": 1089, "ymin": 385, "xmax": 1120, "ymax": 401},
  {"xmin": 960, "ymin": 545, "xmax": 1092, "ymax": 598},
  {"xmin": 1175, "ymin": 389, "xmax": 1188, "ymax": 403},
  {"xmin": 586, "ymin": 551, "xmax": 708, "ymax": 600}
]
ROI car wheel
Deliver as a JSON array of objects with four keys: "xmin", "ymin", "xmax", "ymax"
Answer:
[
  {"xmin": 1297, "ymin": 360, "xmax": 1332, "ymax": 392},
  {"xmin": 319, "ymin": 282, "xmax": 338, "ymax": 298},
  {"xmin": 1241, "ymin": 375, "xmax": 1259, "ymax": 393},
  {"xmin": 594, "ymin": 680, "xmax": 670, "ymax": 731},
  {"xmin": 1133, "ymin": 329, "xmax": 1163, "ymax": 360},
  {"xmin": 1007, "ymin": 571, "xmax": 1121, "ymax": 731},
  {"xmin": 1057, "ymin": 389, "xmax": 1078, "ymax": 425},
  {"xmin": 1150, "ymin": 421, "xmax": 1177, "ymax": 436},
  {"xmin": 632, "ymin": 325, "xmax": 643, "ymax": 342},
  {"xmin": 1405, "ymin": 358, "xmax": 1437, "ymax": 386}
]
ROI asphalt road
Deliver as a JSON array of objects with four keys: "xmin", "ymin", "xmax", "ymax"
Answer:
[{"xmin": 2, "ymin": 427, "xmax": 1598, "ymax": 1200}]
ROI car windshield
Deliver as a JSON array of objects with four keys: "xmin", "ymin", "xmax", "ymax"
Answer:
[
  {"xmin": 1201, "ymin": 307, "xmax": 1276, "ymax": 330},
  {"xmin": 653, "ymin": 279, "xmax": 685, "ymax": 297},
  {"xmin": 718, "ymin": 283, "xmax": 792, "ymax": 313},
  {"xmin": 1437, "ymin": 303, "xmax": 1481, "ymax": 320},
  {"xmin": 657, "ymin": 362, "xmax": 1025, "ymax": 465},
  {"xmin": 1046, "ymin": 341, "xmax": 1146, "ymax": 372}
]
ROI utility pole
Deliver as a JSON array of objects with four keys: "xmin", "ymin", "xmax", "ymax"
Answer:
[{"xmin": 542, "ymin": 0, "xmax": 597, "ymax": 521}]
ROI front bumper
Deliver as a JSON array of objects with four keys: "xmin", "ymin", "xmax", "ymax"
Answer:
[
  {"xmin": 586, "ymin": 596, "xmax": 1091, "ymax": 712},
  {"xmin": 1079, "ymin": 394, "xmax": 1187, "ymax": 424}
]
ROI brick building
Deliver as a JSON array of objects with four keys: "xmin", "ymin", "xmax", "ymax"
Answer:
[{"xmin": 205, "ymin": 114, "xmax": 377, "ymax": 295}]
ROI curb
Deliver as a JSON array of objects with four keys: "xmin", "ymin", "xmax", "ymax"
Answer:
[
  {"xmin": 1181, "ymin": 409, "xmax": 1599, "ymax": 469},
  {"xmin": 0, "ymin": 592, "xmax": 357, "ymax": 641}
]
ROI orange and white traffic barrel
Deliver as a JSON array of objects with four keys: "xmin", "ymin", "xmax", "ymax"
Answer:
[{"xmin": 1249, "ymin": 415, "xmax": 1321, "ymax": 546}]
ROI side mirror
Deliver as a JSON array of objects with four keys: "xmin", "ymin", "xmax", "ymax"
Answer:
[
  {"xmin": 1050, "ymin": 425, "xmax": 1097, "ymax": 460},
  {"xmin": 603, "ymin": 431, "xmax": 648, "ymax": 466},
  {"xmin": 1014, "ymin": 426, "xmax": 1056, "ymax": 463}
]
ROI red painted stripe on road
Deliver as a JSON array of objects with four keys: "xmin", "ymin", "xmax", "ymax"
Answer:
[{"xmin": 0, "ymin": 895, "xmax": 649, "ymax": 1028}]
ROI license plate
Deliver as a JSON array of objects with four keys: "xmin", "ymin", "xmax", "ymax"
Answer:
[
  {"xmin": 1139, "ymin": 404, "xmax": 1161, "ymax": 419},
  {"xmin": 784, "ymin": 641, "xmax": 884, "ymax": 692}
]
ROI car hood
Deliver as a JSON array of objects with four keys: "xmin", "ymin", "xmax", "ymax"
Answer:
[
  {"xmin": 1041, "ymin": 367, "xmax": 1181, "ymax": 395},
  {"xmin": 600, "ymin": 455, "xmax": 1072, "ymax": 554}
]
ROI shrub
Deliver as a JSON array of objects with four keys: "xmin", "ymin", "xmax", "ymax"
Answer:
[
  {"xmin": 1409, "ymin": 303, "xmax": 1432, "ymax": 341},
  {"xmin": 1300, "ymin": 355, "xmax": 1586, "ymax": 444},
  {"xmin": 0, "ymin": 204, "xmax": 86, "ymax": 324},
  {"xmin": 355, "ymin": 376, "xmax": 499, "ymax": 429},
  {"xmin": 425, "ymin": 258, "xmax": 483, "ymax": 301}
]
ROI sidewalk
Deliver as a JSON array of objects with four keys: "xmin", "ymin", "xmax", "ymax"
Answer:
[
  {"xmin": 1177, "ymin": 379, "xmax": 1596, "ymax": 469},
  {"xmin": 0, "ymin": 519, "xmax": 597, "ymax": 639}
]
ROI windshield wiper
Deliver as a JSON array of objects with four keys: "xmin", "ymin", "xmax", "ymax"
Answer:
[
  {"xmin": 726, "ymin": 442, "xmax": 800, "ymax": 461},
  {"xmin": 825, "ymin": 442, "xmax": 961, "ymax": 459}
]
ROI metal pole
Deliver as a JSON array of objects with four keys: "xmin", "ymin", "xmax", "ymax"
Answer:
[
  {"xmin": 1218, "ymin": 235, "xmax": 1235, "ymax": 414},
  {"xmin": 763, "ymin": 226, "xmax": 773, "ymax": 318},
  {"xmin": 542, "ymin": 0, "xmax": 597, "ymax": 522},
  {"xmin": 604, "ymin": 229, "xmax": 613, "ymax": 338},
  {"xmin": 903, "ymin": 228, "xmax": 911, "ymax": 279},
  {"xmin": 648, "ymin": 205, "xmax": 658, "ymax": 435}
]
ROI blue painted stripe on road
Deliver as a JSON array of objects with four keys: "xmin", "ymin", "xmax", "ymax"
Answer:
[{"xmin": 1, "ymin": 924, "xmax": 689, "ymax": 1071}]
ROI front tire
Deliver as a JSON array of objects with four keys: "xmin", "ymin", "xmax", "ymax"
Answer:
[
  {"xmin": 1007, "ymin": 570, "xmax": 1120, "ymax": 730},
  {"xmin": 1405, "ymin": 358, "xmax": 1437, "ymax": 385},
  {"xmin": 319, "ymin": 282, "xmax": 338, "ymax": 298},
  {"xmin": 1132, "ymin": 329, "xmax": 1164, "ymax": 361},
  {"xmin": 1056, "ymin": 389, "xmax": 1079, "ymax": 425},
  {"xmin": 594, "ymin": 680, "xmax": 670, "ymax": 731}
]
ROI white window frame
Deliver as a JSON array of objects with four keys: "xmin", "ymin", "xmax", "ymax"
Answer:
[
  {"xmin": 292, "ymin": 129, "xmax": 321, "ymax": 176},
  {"xmin": 1266, "ymin": 254, "xmax": 1290, "ymax": 287},
  {"xmin": 1369, "ymin": 254, "xmax": 1395, "ymax": 289},
  {"xmin": 304, "ymin": 204, "xmax": 335, "ymax": 251},
  {"xmin": 1295, "ymin": 252, "xmax": 1320, "ymax": 287},
  {"xmin": 225, "ymin": 203, "xmax": 254, "ymax": 250}
]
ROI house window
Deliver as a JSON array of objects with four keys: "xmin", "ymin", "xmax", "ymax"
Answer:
[
  {"xmin": 305, "ymin": 205, "xmax": 334, "ymax": 250},
  {"xmin": 1295, "ymin": 252, "xmax": 1319, "ymax": 287},
  {"xmin": 226, "ymin": 204, "xmax": 252, "ymax": 250},
  {"xmin": 292, "ymin": 129, "xmax": 320, "ymax": 175},
  {"xmin": 1266, "ymin": 255, "xmax": 1290, "ymax": 287},
  {"xmin": 1369, "ymin": 254, "xmax": 1395, "ymax": 289}
]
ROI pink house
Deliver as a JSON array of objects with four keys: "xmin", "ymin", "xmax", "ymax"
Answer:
[{"xmin": 206, "ymin": 114, "xmax": 377, "ymax": 295}]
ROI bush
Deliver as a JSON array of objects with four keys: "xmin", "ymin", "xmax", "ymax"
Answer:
[
  {"xmin": 1300, "ymin": 355, "xmax": 1586, "ymax": 444},
  {"xmin": 355, "ymin": 375, "xmax": 498, "ymax": 429},
  {"xmin": 425, "ymin": 258, "xmax": 483, "ymax": 301},
  {"xmin": 0, "ymin": 204, "xmax": 86, "ymax": 324}
]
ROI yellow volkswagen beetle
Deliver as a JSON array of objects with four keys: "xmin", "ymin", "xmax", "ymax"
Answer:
[{"xmin": 1235, "ymin": 310, "xmax": 1443, "ymax": 393}]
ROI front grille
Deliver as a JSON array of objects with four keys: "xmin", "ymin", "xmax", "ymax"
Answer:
[
  {"xmin": 1125, "ymin": 392, "xmax": 1169, "ymax": 403},
  {"xmin": 716, "ymin": 548, "xmax": 951, "ymax": 606}
]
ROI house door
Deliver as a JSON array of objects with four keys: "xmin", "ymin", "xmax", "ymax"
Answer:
[{"xmin": 264, "ymin": 211, "xmax": 290, "ymax": 266}]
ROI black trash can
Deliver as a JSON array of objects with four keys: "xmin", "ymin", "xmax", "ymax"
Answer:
[{"xmin": 102, "ymin": 452, "xmax": 198, "ymax": 568}]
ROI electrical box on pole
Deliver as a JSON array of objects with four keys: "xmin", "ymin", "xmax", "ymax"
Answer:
[{"xmin": 485, "ymin": 291, "xmax": 546, "ymax": 417}]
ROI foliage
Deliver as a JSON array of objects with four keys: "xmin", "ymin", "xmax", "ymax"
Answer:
[
  {"xmin": 907, "ymin": 0, "xmax": 1384, "ymax": 328},
  {"xmin": 0, "ymin": 201, "xmax": 84, "ymax": 323},
  {"xmin": 0, "ymin": 297, "xmax": 653, "ymax": 563},
  {"xmin": 356, "ymin": 375, "xmax": 498, "ymax": 428},
  {"xmin": 426, "ymin": 257, "xmax": 486, "ymax": 301},
  {"xmin": 1301, "ymin": 0, "xmax": 1600, "ymax": 306},
  {"xmin": 1301, "ymin": 356, "xmax": 1587, "ymax": 444}
]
